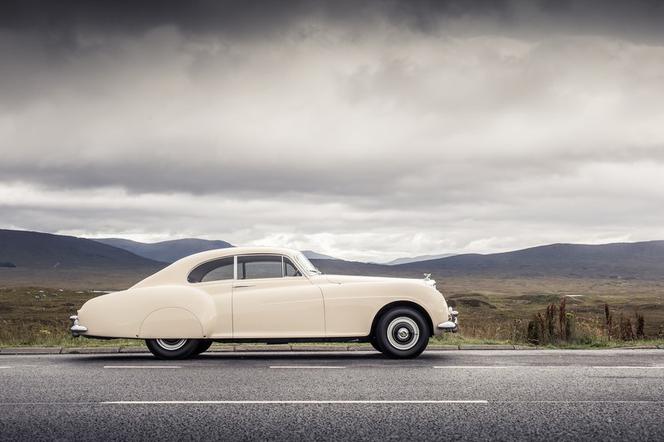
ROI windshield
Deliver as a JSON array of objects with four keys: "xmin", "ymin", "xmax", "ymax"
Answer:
[{"xmin": 294, "ymin": 252, "xmax": 322, "ymax": 275}]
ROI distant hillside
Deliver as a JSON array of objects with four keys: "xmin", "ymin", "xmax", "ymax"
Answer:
[
  {"xmin": 398, "ymin": 241, "xmax": 664, "ymax": 279},
  {"xmin": 2, "ymin": 229, "xmax": 664, "ymax": 289},
  {"xmin": 302, "ymin": 250, "xmax": 337, "ymax": 260},
  {"xmin": 0, "ymin": 230, "xmax": 163, "ymax": 269},
  {"xmin": 314, "ymin": 241, "xmax": 664, "ymax": 280},
  {"xmin": 93, "ymin": 238, "xmax": 233, "ymax": 263},
  {"xmin": 384, "ymin": 253, "xmax": 457, "ymax": 266}
]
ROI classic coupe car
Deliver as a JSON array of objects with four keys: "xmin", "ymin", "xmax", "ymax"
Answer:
[{"xmin": 70, "ymin": 247, "xmax": 458, "ymax": 359}]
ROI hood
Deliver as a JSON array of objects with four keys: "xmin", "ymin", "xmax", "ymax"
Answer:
[{"xmin": 323, "ymin": 274, "xmax": 430, "ymax": 286}]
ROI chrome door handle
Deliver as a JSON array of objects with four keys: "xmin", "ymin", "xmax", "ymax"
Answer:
[{"xmin": 233, "ymin": 284, "xmax": 255, "ymax": 288}]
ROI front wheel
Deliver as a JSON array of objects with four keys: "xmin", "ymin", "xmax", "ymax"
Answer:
[
  {"xmin": 145, "ymin": 339, "xmax": 200, "ymax": 360},
  {"xmin": 369, "ymin": 335, "xmax": 384, "ymax": 353},
  {"xmin": 375, "ymin": 307, "xmax": 430, "ymax": 359}
]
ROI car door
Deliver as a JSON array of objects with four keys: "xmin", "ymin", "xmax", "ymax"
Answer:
[{"xmin": 232, "ymin": 254, "xmax": 325, "ymax": 338}]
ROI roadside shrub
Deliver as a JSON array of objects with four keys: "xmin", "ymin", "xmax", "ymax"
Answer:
[
  {"xmin": 604, "ymin": 303, "xmax": 613, "ymax": 340},
  {"xmin": 510, "ymin": 319, "xmax": 525, "ymax": 343},
  {"xmin": 545, "ymin": 304, "xmax": 557, "ymax": 342},
  {"xmin": 527, "ymin": 317, "xmax": 543, "ymax": 345},
  {"xmin": 564, "ymin": 312, "xmax": 576, "ymax": 342},
  {"xmin": 619, "ymin": 314, "xmax": 635, "ymax": 341},
  {"xmin": 635, "ymin": 313, "xmax": 645, "ymax": 339},
  {"xmin": 558, "ymin": 297, "xmax": 567, "ymax": 341}
]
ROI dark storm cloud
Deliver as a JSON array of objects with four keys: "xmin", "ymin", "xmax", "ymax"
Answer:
[{"xmin": 2, "ymin": 1, "xmax": 664, "ymax": 39}]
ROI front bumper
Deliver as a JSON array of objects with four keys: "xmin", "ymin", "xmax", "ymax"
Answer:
[
  {"xmin": 437, "ymin": 307, "xmax": 459, "ymax": 333},
  {"xmin": 69, "ymin": 315, "xmax": 88, "ymax": 337}
]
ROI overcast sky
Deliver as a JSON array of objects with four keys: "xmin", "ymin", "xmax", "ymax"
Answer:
[{"xmin": 1, "ymin": 0, "xmax": 664, "ymax": 262}]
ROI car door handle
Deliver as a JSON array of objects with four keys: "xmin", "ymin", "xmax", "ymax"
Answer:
[{"xmin": 233, "ymin": 284, "xmax": 255, "ymax": 288}]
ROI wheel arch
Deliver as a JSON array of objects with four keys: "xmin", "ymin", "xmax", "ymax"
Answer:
[{"xmin": 370, "ymin": 300, "xmax": 434, "ymax": 338}]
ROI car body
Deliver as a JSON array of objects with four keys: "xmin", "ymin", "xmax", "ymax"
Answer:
[{"xmin": 70, "ymin": 247, "xmax": 458, "ymax": 358}]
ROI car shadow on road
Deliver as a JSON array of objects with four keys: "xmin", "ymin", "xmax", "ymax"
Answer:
[{"xmin": 68, "ymin": 351, "xmax": 448, "ymax": 364}]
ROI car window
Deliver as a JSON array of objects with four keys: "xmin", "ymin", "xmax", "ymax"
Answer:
[
  {"xmin": 188, "ymin": 257, "xmax": 234, "ymax": 283},
  {"xmin": 284, "ymin": 257, "xmax": 301, "ymax": 277},
  {"xmin": 237, "ymin": 255, "xmax": 284, "ymax": 279}
]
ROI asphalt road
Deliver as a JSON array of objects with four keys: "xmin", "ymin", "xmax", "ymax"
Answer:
[{"xmin": 1, "ymin": 349, "xmax": 664, "ymax": 441}]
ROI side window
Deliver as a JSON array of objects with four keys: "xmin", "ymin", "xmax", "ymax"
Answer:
[
  {"xmin": 237, "ymin": 255, "xmax": 283, "ymax": 279},
  {"xmin": 284, "ymin": 258, "xmax": 302, "ymax": 277},
  {"xmin": 188, "ymin": 257, "xmax": 234, "ymax": 283}
]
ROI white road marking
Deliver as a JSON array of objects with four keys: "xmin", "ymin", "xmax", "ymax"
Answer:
[
  {"xmin": 269, "ymin": 366, "xmax": 346, "ymax": 369},
  {"xmin": 498, "ymin": 400, "xmax": 664, "ymax": 404},
  {"xmin": 103, "ymin": 365, "xmax": 181, "ymax": 369},
  {"xmin": 0, "ymin": 366, "xmax": 10, "ymax": 369},
  {"xmin": 103, "ymin": 400, "xmax": 488, "ymax": 405},
  {"xmin": 2, "ymin": 399, "xmax": 664, "ymax": 406},
  {"xmin": 591, "ymin": 366, "xmax": 664, "ymax": 369},
  {"xmin": 433, "ymin": 366, "xmax": 527, "ymax": 369},
  {"xmin": 434, "ymin": 366, "xmax": 664, "ymax": 369}
]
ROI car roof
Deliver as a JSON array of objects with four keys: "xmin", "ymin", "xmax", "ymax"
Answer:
[
  {"xmin": 178, "ymin": 246, "xmax": 300, "ymax": 262},
  {"xmin": 132, "ymin": 246, "xmax": 303, "ymax": 288}
]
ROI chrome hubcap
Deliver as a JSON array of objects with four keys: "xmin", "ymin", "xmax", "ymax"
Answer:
[
  {"xmin": 387, "ymin": 317, "xmax": 420, "ymax": 351},
  {"xmin": 155, "ymin": 339, "xmax": 187, "ymax": 351},
  {"xmin": 397, "ymin": 327, "xmax": 410, "ymax": 340}
]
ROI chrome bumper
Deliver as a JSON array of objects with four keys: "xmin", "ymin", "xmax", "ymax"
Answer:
[
  {"xmin": 69, "ymin": 315, "xmax": 88, "ymax": 337},
  {"xmin": 437, "ymin": 307, "xmax": 459, "ymax": 333}
]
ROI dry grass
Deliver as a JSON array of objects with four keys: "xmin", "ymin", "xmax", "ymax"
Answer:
[{"xmin": 1, "ymin": 278, "xmax": 663, "ymax": 347}]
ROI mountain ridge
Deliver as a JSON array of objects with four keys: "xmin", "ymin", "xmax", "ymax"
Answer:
[
  {"xmin": 2, "ymin": 229, "xmax": 664, "ymax": 288},
  {"xmin": 0, "ymin": 229, "xmax": 163, "ymax": 269},
  {"xmin": 93, "ymin": 237, "xmax": 233, "ymax": 263}
]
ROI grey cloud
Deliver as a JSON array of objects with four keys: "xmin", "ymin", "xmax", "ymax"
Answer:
[{"xmin": 1, "ymin": 1, "xmax": 664, "ymax": 260}]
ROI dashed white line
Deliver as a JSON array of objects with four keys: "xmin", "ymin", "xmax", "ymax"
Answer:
[
  {"xmin": 103, "ymin": 400, "xmax": 488, "ymax": 405},
  {"xmin": 0, "ymin": 366, "xmax": 10, "ymax": 369},
  {"xmin": 269, "ymin": 366, "xmax": 346, "ymax": 369},
  {"xmin": 103, "ymin": 366, "xmax": 181, "ymax": 369}
]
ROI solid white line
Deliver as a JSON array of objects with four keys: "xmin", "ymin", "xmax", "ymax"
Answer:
[
  {"xmin": 103, "ymin": 366, "xmax": 181, "ymax": 369},
  {"xmin": 433, "ymin": 366, "xmax": 527, "ymax": 369},
  {"xmin": 269, "ymin": 366, "xmax": 346, "ymax": 369},
  {"xmin": 591, "ymin": 366, "xmax": 664, "ymax": 369},
  {"xmin": 497, "ymin": 400, "xmax": 664, "ymax": 404},
  {"xmin": 103, "ymin": 400, "xmax": 488, "ymax": 405},
  {"xmin": 433, "ymin": 366, "xmax": 664, "ymax": 369},
  {"xmin": 3, "ymin": 400, "xmax": 663, "ymax": 406}
]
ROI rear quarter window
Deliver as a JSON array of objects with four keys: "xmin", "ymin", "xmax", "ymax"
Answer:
[{"xmin": 188, "ymin": 257, "xmax": 234, "ymax": 283}]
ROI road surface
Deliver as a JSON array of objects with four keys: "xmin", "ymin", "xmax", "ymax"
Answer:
[{"xmin": 1, "ymin": 349, "xmax": 664, "ymax": 441}]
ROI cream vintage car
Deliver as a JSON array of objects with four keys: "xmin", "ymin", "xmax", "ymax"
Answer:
[{"xmin": 70, "ymin": 247, "xmax": 458, "ymax": 359}]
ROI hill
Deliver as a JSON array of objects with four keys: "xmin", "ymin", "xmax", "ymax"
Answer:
[
  {"xmin": 93, "ymin": 238, "xmax": 233, "ymax": 263},
  {"xmin": 302, "ymin": 250, "xmax": 337, "ymax": 260},
  {"xmin": 383, "ymin": 253, "xmax": 456, "ymax": 266},
  {"xmin": 0, "ymin": 229, "xmax": 164, "ymax": 269},
  {"xmin": 2, "ymin": 229, "xmax": 664, "ymax": 288},
  {"xmin": 0, "ymin": 230, "xmax": 166, "ymax": 289},
  {"xmin": 314, "ymin": 241, "xmax": 664, "ymax": 280},
  {"xmin": 399, "ymin": 241, "xmax": 664, "ymax": 279}
]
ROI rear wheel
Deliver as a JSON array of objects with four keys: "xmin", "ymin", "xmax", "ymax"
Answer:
[
  {"xmin": 145, "ymin": 339, "xmax": 200, "ymax": 360},
  {"xmin": 375, "ymin": 307, "xmax": 430, "ymax": 359}
]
